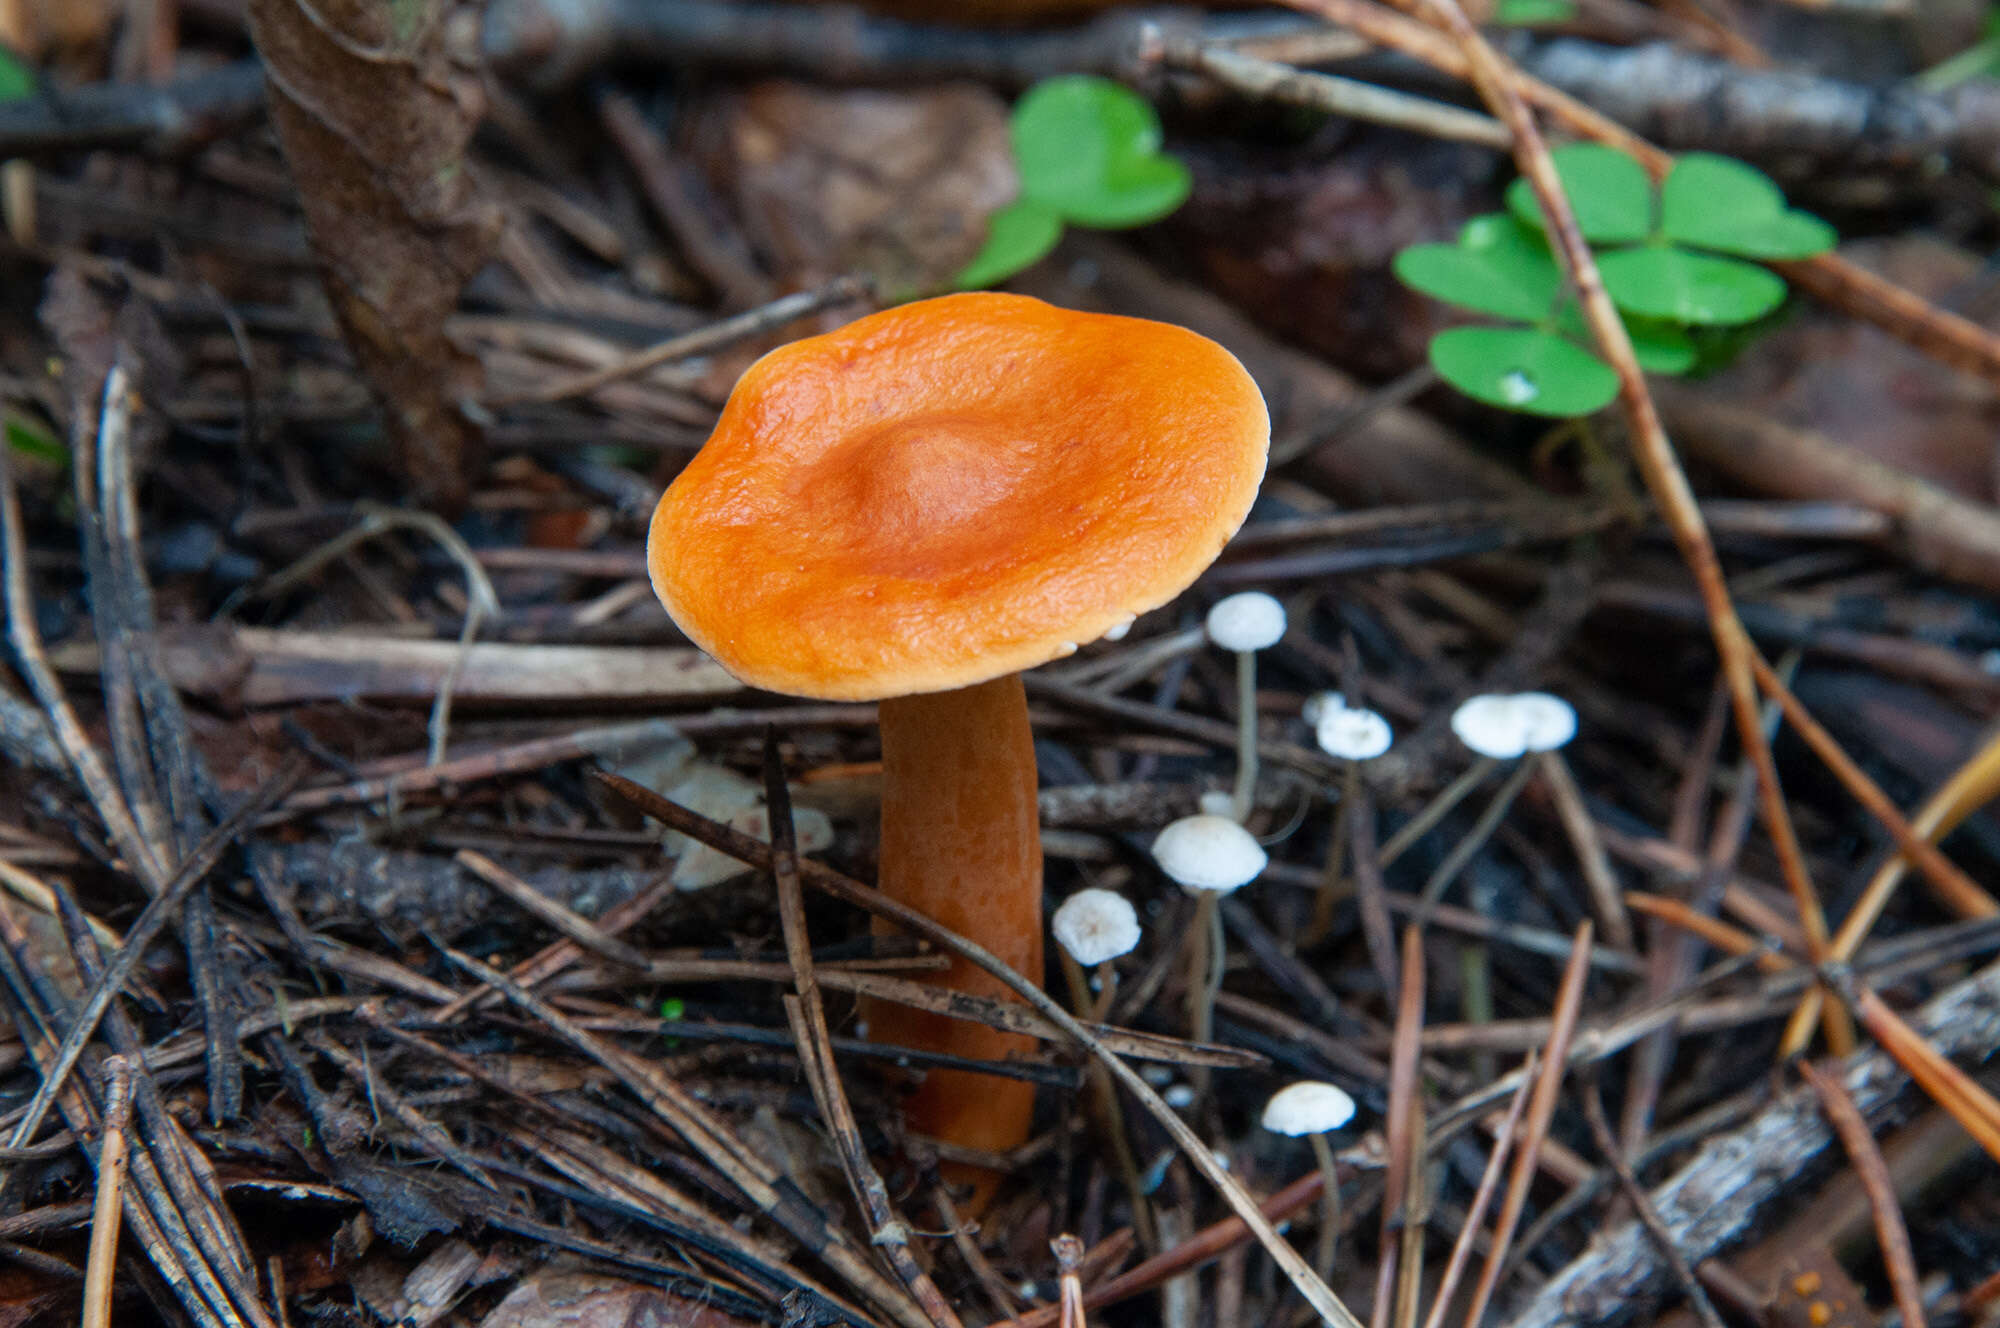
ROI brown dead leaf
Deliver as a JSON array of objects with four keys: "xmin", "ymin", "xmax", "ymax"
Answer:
[
  {"xmin": 479, "ymin": 1269, "xmax": 757, "ymax": 1328},
  {"xmin": 245, "ymin": 0, "xmax": 499, "ymax": 510},
  {"xmin": 691, "ymin": 81, "xmax": 1015, "ymax": 294}
]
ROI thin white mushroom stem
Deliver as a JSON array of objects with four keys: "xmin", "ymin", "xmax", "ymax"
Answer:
[
  {"xmin": 1378, "ymin": 756, "xmax": 1500, "ymax": 868},
  {"xmin": 1207, "ymin": 592, "xmax": 1285, "ymax": 824},
  {"xmin": 1090, "ymin": 962, "xmax": 1120, "ymax": 1022},
  {"xmin": 1184, "ymin": 890, "xmax": 1227, "ymax": 1092},
  {"xmin": 1306, "ymin": 761, "xmax": 1364, "ymax": 945},
  {"xmin": 1057, "ymin": 947, "xmax": 1158, "ymax": 1251},
  {"xmin": 1058, "ymin": 946, "xmax": 1093, "ymax": 1016},
  {"xmin": 1054, "ymin": 947, "xmax": 1121, "ymax": 1023},
  {"xmin": 1231, "ymin": 646, "xmax": 1260, "ymax": 823},
  {"xmin": 1414, "ymin": 756, "xmax": 1540, "ymax": 923}
]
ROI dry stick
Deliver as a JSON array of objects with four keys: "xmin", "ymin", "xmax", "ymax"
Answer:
[
  {"xmin": 1053, "ymin": 1234, "xmax": 1088, "ymax": 1328},
  {"xmin": 1763, "ymin": 658, "xmax": 2000, "ymax": 1054},
  {"xmin": 437, "ymin": 945, "xmax": 936, "ymax": 1328},
  {"xmin": 1377, "ymin": 758, "xmax": 1499, "ymax": 869},
  {"xmin": 272, "ymin": 710, "xmax": 868, "ymax": 817},
  {"xmin": 81, "ymin": 1056, "xmax": 134, "ymax": 1328},
  {"xmin": 1376, "ymin": 0, "xmax": 1843, "ymax": 1052},
  {"xmin": 1418, "ymin": 1052, "xmax": 1536, "ymax": 1328},
  {"xmin": 1459, "ymin": 921, "xmax": 1594, "ymax": 1328},
  {"xmin": 1578, "ymin": 1073, "xmax": 1728, "ymax": 1328},
  {"xmin": 997, "ymin": 1170, "xmax": 1335, "ymax": 1328},
  {"xmin": 75, "ymin": 364, "xmax": 173, "ymax": 873},
  {"xmin": 593, "ymin": 772, "xmax": 1368, "ymax": 1328},
  {"xmin": 1795, "ymin": 1060, "xmax": 1927, "ymax": 1328},
  {"xmin": 455, "ymin": 849, "xmax": 654, "ymax": 970},
  {"xmin": 426, "ymin": 874, "xmax": 680, "ymax": 1022},
  {"xmin": 1164, "ymin": 37, "xmax": 1509, "ymax": 147},
  {"xmin": 1842, "ymin": 984, "xmax": 2000, "ymax": 1163},
  {"xmin": 1374, "ymin": 925, "xmax": 1426, "ymax": 1328},
  {"xmin": 819, "ymin": 970, "xmax": 1255, "ymax": 1068},
  {"xmin": 3, "ymin": 760, "xmax": 303, "ymax": 1152},
  {"xmin": 1623, "ymin": 676, "xmax": 1777, "ymax": 1155},
  {"xmin": 1623, "ymin": 893, "xmax": 1793, "ymax": 974},
  {"xmin": 494, "ymin": 276, "xmax": 870, "ymax": 406},
  {"xmin": 1747, "ymin": 648, "xmax": 1996, "ymax": 924},
  {"xmin": 761, "ymin": 736, "xmax": 964, "ymax": 1328},
  {"xmin": 1347, "ymin": 776, "xmax": 1401, "ymax": 996},
  {"xmin": 0, "ymin": 438, "xmax": 158, "ymax": 888},
  {"xmin": 0, "ymin": 904, "xmax": 240, "ymax": 1328},
  {"xmin": 1538, "ymin": 751, "xmax": 1633, "ymax": 950}
]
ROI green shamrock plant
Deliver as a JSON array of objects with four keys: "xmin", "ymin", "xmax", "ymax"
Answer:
[
  {"xmin": 1395, "ymin": 145, "xmax": 1834, "ymax": 417},
  {"xmin": 956, "ymin": 76, "xmax": 1192, "ymax": 289},
  {"xmin": 1492, "ymin": 0, "xmax": 1577, "ymax": 23}
]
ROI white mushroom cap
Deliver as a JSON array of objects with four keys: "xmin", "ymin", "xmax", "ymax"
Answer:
[
  {"xmin": 1052, "ymin": 888, "xmax": 1142, "ymax": 966},
  {"xmin": 1451, "ymin": 692, "xmax": 1576, "ymax": 760},
  {"xmin": 1315, "ymin": 701, "xmax": 1393, "ymax": 762},
  {"xmin": 1301, "ymin": 691, "xmax": 1344, "ymax": 725},
  {"xmin": 1197, "ymin": 789, "xmax": 1237, "ymax": 818},
  {"xmin": 1151, "ymin": 814, "xmax": 1267, "ymax": 894},
  {"xmin": 1261, "ymin": 1081, "xmax": 1357, "ymax": 1136},
  {"xmin": 1206, "ymin": 592, "xmax": 1286, "ymax": 653},
  {"xmin": 1512, "ymin": 691, "xmax": 1577, "ymax": 752}
]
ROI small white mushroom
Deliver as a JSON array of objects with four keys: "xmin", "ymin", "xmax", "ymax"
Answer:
[
  {"xmin": 1207, "ymin": 592, "xmax": 1287, "ymax": 822},
  {"xmin": 1315, "ymin": 701, "xmax": 1393, "ymax": 762},
  {"xmin": 1151, "ymin": 814, "xmax": 1267, "ymax": 894},
  {"xmin": 1197, "ymin": 789, "xmax": 1237, "ymax": 818},
  {"xmin": 1451, "ymin": 693, "xmax": 1530, "ymax": 760},
  {"xmin": 1301, "ymin": 691, "xmax": 1344, "ymax": 725},
  {"xmin": 1262, "ymin": 1080, "xmax": 1355, "ymax": 1280},
  {"xmin": 1052, "ymin": 888, "xmax": 1142, "ymax": 967},
  {"xmin": 1205, "ymin": 591, "xmax": 1286, "ymax": 652},
  {"xmin": 1512, "ymin": 691, "xmax": 1577, "ymax": 752},
  {"xmin": 1261, "ymin": 1081, "xmax": 1357, "ymax": 1136},
  {"xmin": 1450, "ymin": 692, "xmax": 1577, "ymax": 760}
]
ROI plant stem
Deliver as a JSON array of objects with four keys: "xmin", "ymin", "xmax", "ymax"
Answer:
[
  {"xmin": 1379, "ymin": 756, "xmax": 1497, "ymax": 868},
  {"xmin": 1310, "ymin": 1132, "xmax": 1342, "ymax": 1286},
  {"xmin": 1231, "ymin": 649, "xmax": 1259, "ymax": 822}
]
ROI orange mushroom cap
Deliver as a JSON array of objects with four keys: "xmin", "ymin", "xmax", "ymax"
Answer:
[{"xmin": 649, "ymin": 292, "xmax": 1270, "ymax": 701}]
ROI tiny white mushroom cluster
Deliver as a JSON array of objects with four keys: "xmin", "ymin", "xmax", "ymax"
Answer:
[
  {"xmin": 1151, "ymin": 814, "xmax": 1268, "ymax": 894},
  {"xmin": 1449, "ymin": 692, "xmax": 1577, "ymax": 761},
  {"xmin": 1051, "ymin": 888, "xmax": 1141, "ymax": 967},
  {"xmin": 1307, "ymin": 691, "xmax": 1393, "ymax": 762}
]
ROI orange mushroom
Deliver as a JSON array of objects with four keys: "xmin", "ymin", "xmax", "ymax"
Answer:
[{"xmin": 648, "ymin": 292, "xmax": 1268, "ymax": 1207}]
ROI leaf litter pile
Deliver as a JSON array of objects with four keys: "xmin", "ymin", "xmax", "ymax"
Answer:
[{"xmin": 4, "ymin": 2, "xmax": 2000, "ymax": 1327}]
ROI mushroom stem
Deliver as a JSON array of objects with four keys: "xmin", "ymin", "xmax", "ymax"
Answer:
[
  {"xmin": 1229, "ymin": 649, "xmax": 1259, "ymax": 823},
  {"xmin": 873, "ymin": 673, "xmax": 1042, "ymax": 1209},
  {"xmin": 1184, "ymin": 891, "xmax": 1225, "ymax": 1093},
  {"xmin": 1310, "ymin": 1132, "xmax": 1342, "ymax": 1282}
]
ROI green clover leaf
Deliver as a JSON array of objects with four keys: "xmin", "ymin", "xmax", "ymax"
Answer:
[
  {"xmin": 957, "ymin": 76, "xmax": 1191, "ymax": 288},
  {"xmin": 1428, "ymin": 327, "xmax": 1618, "ymax": 417},
  {"xmin": 0, "ymin": 48, "xmax": 35, "ymax": 104},
  {"xmin": 1392, "ymin": 214, "xmax": 1560, "ymax": 322},
  {"xmin": 1597, "ymin": 246, "xmax": 1787, "ymax": 325},
  {"xmin": 1506, "ymin": 143, "xmax": 1652, "ymax": 246},
  {"xmin": 1012, "ymin": 76, "xmax": 1190, "ymax": 228},
  {"xmin": 1550, "ymin": 308, "xmax": 1697, "ymax": 375},
  {"xmin": 954, "ymin": 198, "xmax": 1063, "ymax": 290},
  {"xmin": 1492, "ymin": 0, "xmax": 1577, "ymax": 23},
  {"xmin": 1659, "ymin": 154, "xmax": 1835, "ymax": 260}
]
